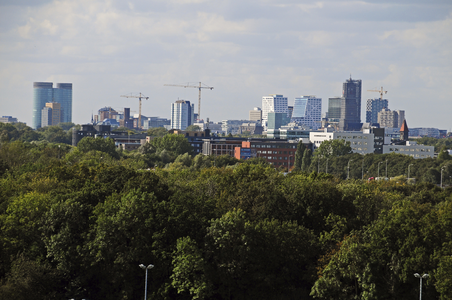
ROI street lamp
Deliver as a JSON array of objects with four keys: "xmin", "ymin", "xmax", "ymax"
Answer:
[
  {"xmin": 414, "ymin": 273, "xmax": 429, "ymax": 300},
  {"xmin": 326, "ymin": 158, "xmax": 329, "ymax": 174},
  {"xmin": 385, "ymin": 159, "xmax": 388, "ymax": 178},
  {"xmin": 441, "ymin": 166, "xmax": 445, "ymax": 188},
  {"xmin": 378, "ymin": 161, "xmax": 382, "ymax": 179},
  {"xmin": 347, "ymin": 159, "xmax": 353, "ymax": 179},
  {"xmin": 408, "ymin": 163, "xmax": 413, "ymax": 181},
  {"xmin": 139, "ymin": 264, "xmax": 154, "ymax": 300},
  {"xmin": 362, "ymin": 158, "xmax": 364, "ymax": 180}
]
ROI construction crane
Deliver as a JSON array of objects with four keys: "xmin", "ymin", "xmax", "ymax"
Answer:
[
  {"xmin": 367, "ymin": 87, "xmax": 388, "ymax": 100},
  {"xmin": 120, "ymin": 93, "xmax": 149, "ymax": 129},
  {"xmin": 164, "ymin": 82, "xmax": 214, "ymax": 121}
]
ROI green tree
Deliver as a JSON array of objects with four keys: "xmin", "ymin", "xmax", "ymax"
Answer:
[
  {"xmin": 316, "ymin": 139, "xmax": 352, "ymax": 158},
  {"xmin": 76, "ymin": 136, "xmax": 119, "ymax": 159},
  {"xmin": 301, "ymin": 149, "xmax": 312, "ymax": 172},
  {"xmin": 146, "ymin": 127, "xmax": 168, "ymax": 137},
  {"xmin": 294, "ymin": 140, "xmax": 305, "ymax": 171},
  {"xmin": 438, "ymin": 146, "xmax": 451, "ymax": 161},
  {"xmin": 150, "ymin": 133, "xmax": 193, "ymax": 156},
  {"xmin": 186, "ymin": 125, "xmax": 201, "ymax": 131}
]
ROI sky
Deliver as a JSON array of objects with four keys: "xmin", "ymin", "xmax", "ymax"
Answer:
[{"xmin": 1, "ymin": 0, "xmax": 451, "ymax": 130}]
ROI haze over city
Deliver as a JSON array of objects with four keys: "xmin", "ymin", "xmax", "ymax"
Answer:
[{"xmin": 1, "ymin": 0, "xmax": 451, "ymax": 130}]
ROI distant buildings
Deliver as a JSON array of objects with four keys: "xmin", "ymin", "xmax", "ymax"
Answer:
[
  {"xmin": 171, "ymin": 100, "xmax": 194, "ymax": 130},
  {"xmin": 262, "ymin": 94, "xmax": 288, "ymax": 127},
  {"xmin": 378, "ymin": 108, "xmax": 405, "ymax": 129},
  {"xmin": 249, "ymin": 107, "xmax": 262, "ymax": 123},
  {"xmin": 327, "ymin": 97, "xmax": 342, "ymax": 123},
  {"xmin": 366, "ymin": 98, "xmax": 388, "ymax": 124},
  {"xmin": 41, "ymin": 102, "xmax": 62, "ymax": 127},
  {"xmin": 33, "ymin": 82, "xmax": 72, "ymax": 129},
  {"xmin": 339, "ymin": 77, "xmax": 362, "ymax": 131},
  {"xmin": 0, "ymin": 116, "xmax": 18, "ymax": 124},
  {"xmin": 291, "ymin": 95, "xmax": 322, "ymax": 130}
]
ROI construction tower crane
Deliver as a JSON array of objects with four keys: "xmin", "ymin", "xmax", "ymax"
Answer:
[
  {"xmin": 120, "ymin": 92, "xmax": 149, "ymax": 129},
  {"xmin": 164, "ymin": 82, "xmax": 214, "ymax": 121},
  {"xmin": 367, "ymin": 87, "xmax": 388, "ymax": 100}
]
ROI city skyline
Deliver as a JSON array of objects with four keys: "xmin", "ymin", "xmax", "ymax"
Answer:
[{"xmin": 0, "ymin": 1, "xmax": 451, "ymax": 130}]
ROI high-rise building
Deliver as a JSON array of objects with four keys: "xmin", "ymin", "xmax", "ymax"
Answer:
[
  {"xmin": 394, "ymin": 110, "xmax": 405, "ymax": 129},
  {"xmin": 249, "ymin": 107, "xmax": 262, "ymax": 123},
  {"xmin": 366, "ymin": 98, "xmax": 388, "ymax": 124},
  {"xmin": 262, "ymin": 94, "xmax": 288, "ymax": 126},
  {"xmin": 41, "ymin": 102, "xmax": 62, "ymax": 127},
  {"xmin": 291, "ymin": 95, "xmax": 322, "ymax": 130},
  {"xmin": 327, "ymin": 97, "xmax": 342, "ymax": 123},
  {"xmin": 33, "ymin": 82, "xmax": 72, "ymax": 129},
  {"xmin": 171, "ymin": 100, "xmax": 194, "ymax": 130},
  {"xmin": 267, "ymin": 112, "xmax": 290, "ymax": 130},
  {"xmin": 339, "ymin": 77, "xmax": 362, "ymax": 131},
  {"xmin": 378, "ymin": 108, "xmax": 398, "ymax": 128}
]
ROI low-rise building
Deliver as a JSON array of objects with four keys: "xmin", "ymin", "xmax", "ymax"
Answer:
[
  {"xmin": 382, "ymin": 141, "xmax": 434, "ymax": 159},
  {"xmin": 309, "ymin": 128, "xmax": 375, "ymax": 155}
]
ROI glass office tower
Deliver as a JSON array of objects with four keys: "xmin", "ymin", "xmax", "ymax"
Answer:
[{"xmin": 32, "ymin": 82, "xmax": 72, "ymax": 129}]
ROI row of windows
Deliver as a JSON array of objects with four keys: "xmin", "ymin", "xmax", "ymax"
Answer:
[
  {"xmin": 337, "ymin": 135, "xmax": 368, "ymax": 140},
  {"xmin": 250, "ymin": 144, "xmax": 297, "ymax": 149},
  {"xmin": 257, "ymin": 150, "xmax": 294, "ymax": 154},
  {"xmin": 389, "ymin": 148, "xmax": 431, "ymax": 152}
]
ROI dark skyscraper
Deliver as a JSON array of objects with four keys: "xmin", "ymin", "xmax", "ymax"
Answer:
[
  {"xmin": 366, "ymin": 98, "xmax": 388, "ymax": 125},
  {"xmin": 339, "ymin": 77, "xmax": 362, "ymax": 131}
]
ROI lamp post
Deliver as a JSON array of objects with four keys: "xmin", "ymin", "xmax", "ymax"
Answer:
[
  {"xmin": 441, "ymin": 166, "xmax": 445, "ymax": 188},
  {"xmin": 378, "ymin": 161, "xmax": 382, "ymax": 179},
  {"xmin": 326, "ymin": 158, "xmax": 329, "ymax": 174},
  {"xmin": 362, "ymin": 158, "xmax": 364, "ymax": 180},
  {"xmin": 347, "ymin": 159, "xmax": 353, "ymax": 180},
  {"xmin": 385, "ymin": 159, "xmax": 388, "ymax": 178},
  {"xmin": 139, "ymin": 264, "xmax": 154, "ymax": 300},
  {"xmin": 408, "ymin": 163, "xmax": 413, "ymax": 181},
  {"xmin": 414, "ymin": 273, "xmax": 429, "ymax": 300}
]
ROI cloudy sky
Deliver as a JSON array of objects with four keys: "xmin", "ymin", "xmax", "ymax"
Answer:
[{"xmin": 1, "ymin": 0, "xmax": 451, "ymax": 130}]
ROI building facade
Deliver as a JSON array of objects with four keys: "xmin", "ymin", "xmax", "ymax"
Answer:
[
  {"xmin": 41, "ymin": 102, "xmax": 62, "ymax": 127},
  {"xmin": 378, "ymin": 108, "xmax": 398, "ymax": 128},
  {"xmin": 171, "ymin": 100, "xmax": 194, "ymax": 130},
  {"xmin": 327, "ymin": 97, "xmax": 342, "ymax": 123},
  {"xmin": 291, "ymin": 95, "xmax": 322, "ymax": 130},
  {"xmin": 33, "ymin": 82, "xmax": 72, "ymax": 129},
  {"xmin": 382, "ymin": 142, "xmax": 434, "ymax": 159},
  {"xmin": 366, "ymin": 98, "xmax": 388, "ymax": 124},
  {"xmin": 249, "ymin": 107, "xmax": 262, "ymax": 123},
  {"xmin": 261, "ymin": 94, "xmax": 288, "ymax": 126},
  {"xmin": 309, "ymin": 129, "xmax": 375, "ymax": 155},
  {"xmin": 339, "ymin": 77, "xmax": 362, "ymax": 131}
]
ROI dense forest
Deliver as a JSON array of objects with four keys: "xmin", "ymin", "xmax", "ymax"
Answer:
[{"xmin": 0, "ymin": 123, "xmax": 452, "ymax": 299}]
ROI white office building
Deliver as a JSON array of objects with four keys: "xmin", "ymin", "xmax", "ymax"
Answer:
[
  {"xmin": 309, "ymin": 129, "xmax": 375, "ymax": 155},
  {"xmin": 171, "ymin": 100, "xmax": 194, "ymax": 130},
  {"xmin": 292, "ymin": 95, "xmax": 322, "ymax": 130},
  {"xmin": 382, "ymin": 142, "xmax": 434, "ymax": 159},
  {"xmin": 262, "ymin": 94, "xmax": 288, "ymax": 127}
]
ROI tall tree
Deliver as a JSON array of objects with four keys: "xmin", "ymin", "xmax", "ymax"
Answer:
[
  {"xmin": 294, "ymin": 140, "xmax": 305, "ymax": 171},
  {"xmin": 301, "ymin": 149, "xmax": 312, "ymax": 172}
]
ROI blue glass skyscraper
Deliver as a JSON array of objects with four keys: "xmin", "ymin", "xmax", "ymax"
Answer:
[
  {"xmin": 292, "ymin": 95, "xmax": 322, "ymax": 130},
  {"xmin": 32, "ymin": 82, "xmax": 72, "ymax": 129}
]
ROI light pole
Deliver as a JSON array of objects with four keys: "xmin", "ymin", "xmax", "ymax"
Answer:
[
  {"xmin": 378, "ymin": 161, "xmax": 382, "ymax": 179},
  {"xmin": 362, "ymin": 158, "xmax": 364, "ymax": 180},
  {"xmin": 385, "ymin": 159, "xmax": 388, "ymax": 178},
  {"xmin": 441, "ymin": 166, "xmax": 445, "ymax": 188},
  {"xmin": 326, "ymin": 158, "xmax": 329, "ymax": 174},
  {"xmin": 139, "ymin": 264, "xmax": 154, "ymax": 300},
  {"xmin": 347, "ymin": 159, "xmax": 353, "ymax": 179},
  {"xmin": 408, "ymin": 163, "xmax": 413, "ymax": 181},
  {"xmin": 414, "ymin": 273, "xmax": 429, "ymax": 300}
]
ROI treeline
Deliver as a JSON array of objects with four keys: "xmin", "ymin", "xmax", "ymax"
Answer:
[{"xmin": 0, "ymin": 137, "xmax": 451, "ymax": 299}]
